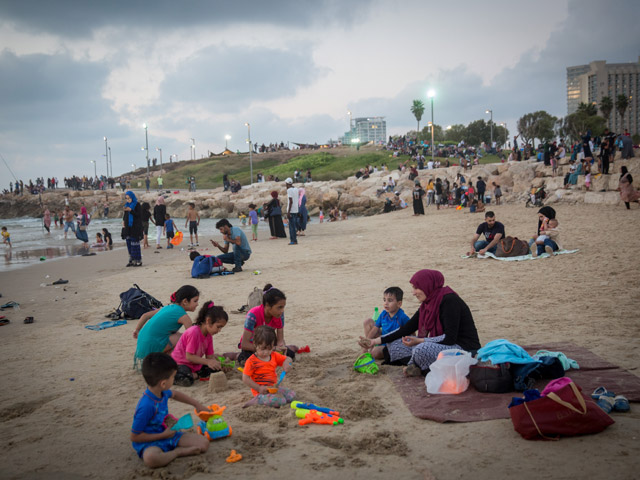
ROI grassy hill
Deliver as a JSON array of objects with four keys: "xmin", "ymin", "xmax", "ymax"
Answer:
[{"xmin": 129, "ymin": 146, "xmax": 505, "ymax": 189}]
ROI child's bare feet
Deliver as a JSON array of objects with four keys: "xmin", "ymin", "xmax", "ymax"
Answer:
[
  {"xmin": 176, "ymin": 446, "xmax": 202, "ymax": 457},
  {"xmin": 243, "ymin": 396, "xmax": 260, "ymax": 408}
]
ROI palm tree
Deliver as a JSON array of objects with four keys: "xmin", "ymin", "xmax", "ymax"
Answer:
[
  {"xmin": 616, "ymin": 94, "xmax": 629, "ymax": 132},
  {"xmin": 411, "ymin": 100, "xmax": 425, "ymax": 139},
  {"xmin": 599, "ymin": 96, "xmax": 613, "ymax": 128}
]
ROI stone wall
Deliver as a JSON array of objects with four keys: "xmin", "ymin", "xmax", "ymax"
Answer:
[{"xmin": 2, "ymin": 157, "xmax": 638, "ymax": 219}]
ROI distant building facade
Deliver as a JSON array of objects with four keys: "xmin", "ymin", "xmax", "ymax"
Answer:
[
  {"xmin": 340, "ymin": 116, "xmax": 387, "ymax": 144},
  {"xmin": 567, "ymin": 58, "xmax": 640, "ymax": 135}
]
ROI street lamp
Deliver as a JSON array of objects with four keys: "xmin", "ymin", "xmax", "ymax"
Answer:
[
  {"xmin": 142, "ymin": 123, "xmax": 150, "ymax": 176},
  {"xmin": 485, "ymin": 109, "xmax": 493, "ymax": 152},
  {"xmin": 500, "ymin": 122, "xmax": 507, "ymax": 148},
  {"xmin": 225, "ymin": 135, "xmax": 231, "ymax": 150},
  {"xmin": 245, "ymin": 123, "xmax": 253, "ymax": 184},
  {"xmin": 169, "ymin": 154, "xmax": 176, "ymax": 163},
  {"xmin": 131, "ymin": 163, "xmax": 136, "ymax": 171},
  {"xmin": 190, "ymin": 138, "xmax": 195, "ymax": 161},
  {"xmin": 108, "ymin": 146, "xmax": 112, "ymax": 178},
  {"xmin": 103, "ymin": 137, "xmax": 109, "ymax": 178},
  {"xmin": 156, "ymin": 147, "xmax": 163, "ymax": 174},
  {"xmin": 427, "ymin": 89, "xmax": 435, "ymax": 163},
  {"xmin": 90, "ymin": 160, "xmax": 97, "ymax": 179}
]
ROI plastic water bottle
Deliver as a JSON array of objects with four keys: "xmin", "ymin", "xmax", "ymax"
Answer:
[{"xmin": 372, "ymin": 307, "xmax": 380, "ymax": 322}]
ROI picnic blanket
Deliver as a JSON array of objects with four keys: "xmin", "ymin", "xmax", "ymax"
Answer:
[
  {"xmin": 390, "ymin": 342, "xmax": 640, "ymax": 423},
  {"xmin": 461, "ymin": 249, "xmax": 579, "ymax": 261}
]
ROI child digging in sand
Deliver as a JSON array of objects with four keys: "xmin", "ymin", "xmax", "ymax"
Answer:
[
  {"xmin": 131, "ymin": 352, "xmax": 209, "ymax": 467},
  {"xmin": 362, "ymin": 287, "xmax": 411, "ymax": 360},
  {"xmin": 242, "ymin": 326, "xmax": 295, "ymax": 408},
  {"xmin": 172, "ymin": 302, "xmax": 228, "ymax": 387}
]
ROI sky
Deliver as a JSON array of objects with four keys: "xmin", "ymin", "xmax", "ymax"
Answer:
[{"xmin": 1, "ymin": 0, "xmax": 639, "ymax": 184}]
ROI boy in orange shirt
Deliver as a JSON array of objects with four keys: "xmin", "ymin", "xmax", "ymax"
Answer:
[{"xmin": 242, "ymin": 326, "xmax": 294, "ymax": 408}]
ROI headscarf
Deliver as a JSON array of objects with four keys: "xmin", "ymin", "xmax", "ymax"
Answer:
[
  {"xmin": 125, "ymin": 191, "xmax": 138, "ymax": 227},
  {"xmin": 156, "ymin": 196, "xmax": 165, "ymax": 205},
  {"xmin": 270, "ymin": 191, "xmax": 278, "ymax": 199},
  {"xmin": 298, "ymin": 188, "xmax": 306, "ymax": 207},
  {"xmin": 410, "ymin": 269, "xmax": 456, "ymax": 338},
  {"xmin": 537, "ymin": 206, "xmax": 556, "ymax": 235}
]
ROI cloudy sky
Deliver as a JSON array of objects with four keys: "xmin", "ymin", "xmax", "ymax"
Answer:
[{"xmin": 1, "ymin": 0, "xmax": 638, "ymax": 184}]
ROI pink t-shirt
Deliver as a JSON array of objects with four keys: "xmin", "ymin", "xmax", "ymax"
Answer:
[
  {"xmin": 238, "ymin": 304, "xmax": 284, "ymax": 349},
  {"xmin": 171, "ymin": 325, "xmax": 213, "ymax": 372}
]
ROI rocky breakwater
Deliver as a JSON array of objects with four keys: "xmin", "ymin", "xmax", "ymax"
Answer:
[{"xmin": 1, "ymin": 156, "xmax": 638, "ymax": 219}]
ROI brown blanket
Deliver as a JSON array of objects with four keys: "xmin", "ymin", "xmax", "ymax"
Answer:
[{"xmin": 390, "ymin": 343, "xmax": 640, "ymax": 423}]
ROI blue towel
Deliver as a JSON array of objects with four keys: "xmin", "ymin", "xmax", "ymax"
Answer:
[
  {"xmin": 477, "ymin": 339, "xmax": 541, "ymax": 365},
  {"xmin": 85, "ymin": 320, "xmax": 127, "ymax": 331}
]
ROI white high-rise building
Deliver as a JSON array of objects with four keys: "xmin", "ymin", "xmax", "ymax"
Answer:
[
  {"xmin": 566, "ymin": 58, "xmax": 640, "ymax": 135},
  {"xmin": 340, "ymin": 117, "xmax": 387, "ymax": 144}
]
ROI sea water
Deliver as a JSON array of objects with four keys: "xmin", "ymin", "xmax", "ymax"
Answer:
[{"xmin": 0, "ymin": 216, "xmax": 269, "ymax": 272}]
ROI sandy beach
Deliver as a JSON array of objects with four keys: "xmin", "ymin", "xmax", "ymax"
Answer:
[{"xmin": 1, "ymin": 203, "xmax": 639, "ymax": 480}]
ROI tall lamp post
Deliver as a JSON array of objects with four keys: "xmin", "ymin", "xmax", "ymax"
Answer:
[
  {"xmin": 156, "ymin": 147, "xmax": 163, "ymax": 174},
  {"xmin": 103, "ymin": 137, "xmax": 109, "ymax": 178},
  {"xmin": 90, "ymin": 160, "xmax": 97, "ymax": 179},
  {"xmin": 500, "ymin": 122, "xmax": 507, "ymax": 148},
  {"xmin": 143, "ymin": 123, "xmax": 150, "ymax": 176},
  {"xmin": 427, "ymin": 89, "xmax": 435, "ymax": 163},
  {"xmin": 108, "ymin": 146, "xmax": 112, "ymax": 178},
  {"xmin": 190, "ymin": 138, "xmax": 195, "ymax": 161},
  {"xmin": 485, "ymin": 109, "xmax": 493, "ymax": 152},
  {"xmin": 225, "ymin": 135, "xmax": 231, "ymax": 150},
  {"xmin": 245, "ymin": 122, "xmax": 253, "ymax": 184}
]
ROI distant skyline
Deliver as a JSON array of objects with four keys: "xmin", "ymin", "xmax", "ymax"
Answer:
[{"xmin": 1, "ymin": 0, "xmax": 639, "ymax": 184}]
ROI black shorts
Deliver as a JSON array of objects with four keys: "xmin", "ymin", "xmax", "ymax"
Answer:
[
  {"xmin": 189, "ymin": 221, "xmax": 198, "ymax": 235},
  {"xmin": 167, "ymin": 231, "xmax": 174, "ymax": 239}
]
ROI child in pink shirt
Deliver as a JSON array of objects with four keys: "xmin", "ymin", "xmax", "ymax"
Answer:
[{"xmin": 172, "ymin": 302, "xmax": 228, "ymax": 387}]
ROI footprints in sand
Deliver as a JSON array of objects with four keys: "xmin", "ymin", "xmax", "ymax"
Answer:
[{"xmin": 0, "ymin": 396, "xmax": 56, "ymax": 423}]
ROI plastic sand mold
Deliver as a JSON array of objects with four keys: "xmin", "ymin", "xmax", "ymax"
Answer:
[{"xmin": 354, "ymin": 352, "xmax": 379, "ymax": 375}]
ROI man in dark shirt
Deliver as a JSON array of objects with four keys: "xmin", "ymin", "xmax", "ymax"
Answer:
[{"xmin": 468, "ymin": 211, "xmax": 505, "ymax": 255}]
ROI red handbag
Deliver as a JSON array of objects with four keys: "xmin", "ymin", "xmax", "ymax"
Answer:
[{"xmin": 509, "ymin": 381, "xmax": 615, "ymax": 440}]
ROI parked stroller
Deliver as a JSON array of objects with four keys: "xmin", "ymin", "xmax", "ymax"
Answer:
[{"xmin": 525, "ymin": 185, "xmax": 546, "ymax": 207}]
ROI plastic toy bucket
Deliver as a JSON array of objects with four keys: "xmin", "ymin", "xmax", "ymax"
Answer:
[
  {"xmin": 354, "ymin": 353, "xmax": 379, "ymax": 374},
  {"xmin": 170, "ymin": 231, "xmax": 183, "ymax": 246}
]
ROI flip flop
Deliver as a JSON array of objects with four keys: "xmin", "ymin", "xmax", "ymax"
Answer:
[
  {"xmin": 24, "ymin": 317, "xmax": 34, "ymax": 324},
  {"xmin": 52, "ymin": 279, "xmax": 69, "ymax": 285},
  {"xmin": 613, "ymin": 395, "xmax": 630, "ymax": 412},
  {"xmin": 0, "ymin": 301, "xmax": 19, "ymax": 310},
  {"xmin": 0, "ymin": 319, "xmax": 9, "ymax": 326}
]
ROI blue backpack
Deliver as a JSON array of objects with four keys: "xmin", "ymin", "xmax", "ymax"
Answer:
[
  {"xmin": 115, "ymin": 283, "xmax": 163, "ymax": 319},
  {"xmin": 191, "ymin": 255, "xmax": 224, "ymax": 278}
]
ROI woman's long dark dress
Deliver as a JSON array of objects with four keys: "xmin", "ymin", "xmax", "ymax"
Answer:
[
  {"xmin": 267, "ymin": 198, "xmax": 287, "ymax": 238},
  {"xmin": 412, "ymin": 188, "xmax": 425, "ymax": 215}
]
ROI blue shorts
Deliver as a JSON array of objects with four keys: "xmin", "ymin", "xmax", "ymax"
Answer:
[{"xmin": 132, "ymin": 431, "xmax": 183, "ymax": 458}]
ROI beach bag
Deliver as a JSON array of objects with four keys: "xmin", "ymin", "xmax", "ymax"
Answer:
[
  {"xmin": 247, "ymin": 287, "xmax": 263, "ymax": 310},
  {"xmin": 509, "ymin": 381, "xmax": 614, "ymax": 440},
  {"xmin": 191, "ymin": 255, "xmax": 224, "ymax": 278},
  {"xmin": 469, "ymin": 361, "xmax": 513, "ymax": 393},
  {"xmin": 495, "ymin": 236, "xmax": 530, "ymax": 257},
  {"xmin": 425, "ymin": 349, "xmax": 477, "ymax": 394},
  {"xmin": 116, "ymin": 284, "xmax": 163, "ymax": 319}
]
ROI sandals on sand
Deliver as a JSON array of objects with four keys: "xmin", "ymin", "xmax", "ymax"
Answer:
[{"xmin": 592, "ymin": 387, "xmax": 631, "ymax": 413}]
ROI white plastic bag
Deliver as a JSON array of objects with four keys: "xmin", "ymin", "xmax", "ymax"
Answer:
[{"xmin": 425, "ymin": 349, "xmax": 478, "ymax": 394}]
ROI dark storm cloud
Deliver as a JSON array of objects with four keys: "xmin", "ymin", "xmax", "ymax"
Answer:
[
  {"xmin": 0, "ymin": 50, "xmax": 118, "ymax": 135},
  {"xmin": 352, "ymin": 0, "xmax": 640, "ymax": 134},
  {"xmin": 158, "ymin": 44, "xmax": 326, "ymax": 112},
  {"xmin": 0, "ymin": 0, "xmax": 371, "ymax": 38}
]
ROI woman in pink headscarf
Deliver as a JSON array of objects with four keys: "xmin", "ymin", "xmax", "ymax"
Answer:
[
  {"xmin": 360, "ymin": 269, "xmax": 480, "ymax": 376},
  {"xmin": 75, "ymin": 206, "xmax": 91, "ymax": 246}
]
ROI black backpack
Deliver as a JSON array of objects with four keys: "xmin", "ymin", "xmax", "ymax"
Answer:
[
  {"xmin": 115, "ymin": 284, "xmax": 163, "ymax": 319},
  {"xmin": 469, "ymin": 361, "xmax": 513, "ymax": 393}
]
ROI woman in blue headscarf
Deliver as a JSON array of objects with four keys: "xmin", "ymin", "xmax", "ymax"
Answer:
[{"xmin": 122, "ymin": 191, "xmax": 144, "ymax": 266}]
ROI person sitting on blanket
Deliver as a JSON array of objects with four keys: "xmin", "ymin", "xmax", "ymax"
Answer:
[
  {"xmin": 467, "ymin": 211, "xmax": 505, "ymax": 256},
  {"xmin": 533, "ymin": 218, "xmax": 561, "ymax": 257},
  {"xmin": 358, "ymin": 269, "xmax": 481, "ymax": 377},
  {"xmin": 529, "ymin": 206, "xmax": 560, "ymax": 255}
]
